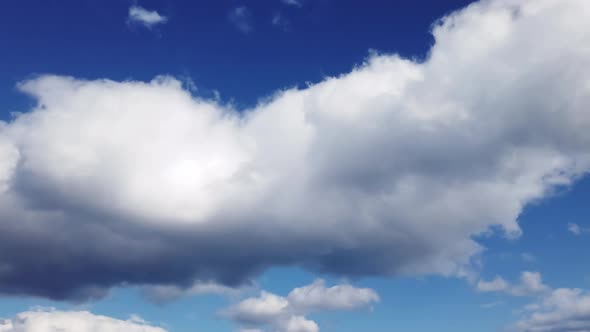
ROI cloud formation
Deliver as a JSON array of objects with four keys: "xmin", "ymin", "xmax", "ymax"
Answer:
[
  {"xmin": 515, "ymin": 288, "xmax": 590, "ymax": 332},
  {"xmin": 1, "ymin": 0, "xmax": 590, "ymax": 300},
  {"xmin": 223, "ymin": 280, "xmax": 377, "ymax": 331},
  {"xmin": 0, "ymin": 309, "xmax": 165, "ymax": 332},
  {"xmin": 477, "ymin": 272, "xmax": 550, "ymax": 297},
  {"xmin": 127, "ymin": 6, "xmax": 167, "ymax": 28}
]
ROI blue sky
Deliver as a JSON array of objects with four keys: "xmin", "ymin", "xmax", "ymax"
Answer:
[{"xmin": 1, "ymin": 1, "xmax": 590, "ymax": 332}]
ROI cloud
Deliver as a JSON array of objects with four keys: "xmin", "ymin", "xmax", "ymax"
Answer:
[
  {"xmin": 281, "ymin": 0, "xmax": 302, "ymax": 7},
  {"xmin": 127, "ymin": 6, "xmax": 168, "ymax": 28},
  {"xmin": 223, "ymin": 280, "xmax": 376, "ymax": 331},
  {"xmin": 2, "ymin": 0, "xmax": 590, "ymax": 300},
  {"xmin": 0, "ymin": 309, "xmax": 166, "ymax": 332},
  {"xmin": 286, "ymin": 279, "xmax": 379, "ymax": 312},
  {"xmin": 272, "ymin": 13, "xmax": 290, "ymax": 31},
  {"xmin": 142, "ymin": 280, "xmax": 250, "ymax": 303},
  {"xmin": 477, "ymin": 272, "xmax": 550, "ymax": 297},
  {"xmin": 229, "ymin": 6, "xmax": 253, "ymax": 33},
  {"xmin": 567, "ymin": 222, "xmax": 590, "ymax": 236},
  {"xmin": 514, "ymin": 288, "xmax": 590, "ymax": 332}
]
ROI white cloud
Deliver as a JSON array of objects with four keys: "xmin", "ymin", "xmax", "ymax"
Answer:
[
  {"xmin": 477, "ymin": 272, "xmax": 549, "ymax": 297},
  {"xmin": 128, "ymin": 6, "xmax": 167, "ymax": 28},
  {"xmin": 229, "ymin": 6, "xmax": 252, "ymax": 33},
  {"xmin": 568, "ymin": 222, "xmax": 582, "ymax": 235},
  {"xmin": 515, "ymin": 288, "xmax": 590, "ymax": 332},
  {"xmin": 287, "ymin": 279, "xmax": 379, "ymax": 312},
  {"xmin": 226, "ymin": 291, "xmax": 290, "ymax": 325},
  {"xmin": 224, "ymin": 280, "xmax": 377, "ymax": 331},
  {"xmin": 0, "ymin": 309, "xmax": 166, "ymax": 332},
  {"xmin": 278, "ymin": 316, "xmax": 318, "ymax": 332},
  {"xmin": 567, "ymin": 222, "xmax": 590, "ymax": 236},
  {"xmin": 477, "ymin": 276, "xmax": 510, "ymax": 293},
  {"xmin": 2, "ymin": 0, "xmax": 590, "ymax": 299}
]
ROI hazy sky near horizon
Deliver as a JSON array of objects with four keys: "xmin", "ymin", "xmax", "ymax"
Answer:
[{"xmin": 1, "ymin": 1, "xmax": 590, "ymax": 331}]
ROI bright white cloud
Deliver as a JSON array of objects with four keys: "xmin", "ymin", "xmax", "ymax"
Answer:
[
  {"xmin": 278, "ymin": 316, "xmax": 318, "ymax": 332},
  {"xmin": 477, "ymin": 272, "xmax": 549, "ymax": 297},
  {"xmin": 224, "ymin": 280, "xmax": 377, "ymax": 331},
  {"xmin": 515, "ymin": 288, "xmax": 590, "ymax": 332},
  {"xmin": 287, "ymin": 279, "xmax": 379, "ymax": 312},
  {"xmin": 1, "ymin": 0, "xmax": 590, "ymax": 300},
  {"xmin": 128, "ymin": 6, "xmax": 167, "ymax": 28},
  {"xmin": 0, "ymin": 309, "xmax": 166, "ymax": 332}
]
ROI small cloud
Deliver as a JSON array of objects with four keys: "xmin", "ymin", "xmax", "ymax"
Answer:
[
  {"xmin": 568, "ymin": 222, "xmax": 589, "ymax": 236},
  {"xmin": 282, "ymin": 0, "xmax": 302, "ymax": 7},
  {"xmin": 128, "ymin": 5, "xmax": 168, "ymax": 28},
  {"xmin": 476, "ymin": 272, "xmax": 550, "ymax": 297},
  {"xmin": 271, "ymin": 13, "xmax": 290, "ymax": 31},
  {"xmin": 229, "ymin": 6, "xmax": 253, "ymax": 33},
  {"xmin": 568, "ymin": 222, "xmax": 582, "ymax": 235}
]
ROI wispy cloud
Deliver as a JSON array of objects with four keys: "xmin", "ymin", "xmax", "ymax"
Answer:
[
  {"xmin": 229, "ymin": 6, "xmax": 253, "ymax": 33},
  {"xmin": 128, "ymin": 5, "xmax": 168, "ymax": 29},
  {"xmin": 476, "ymin": 272, "xmax": 550, "ymax": 297},
  {"xmin": 281, "ymin": 0, "xmax": 302, "ymax": 7},
  {"xmin": 271, "ymin": 13, "xmax": 290, "ymax": 31},
  {"xmin": 568, "ymin": 222, "xmax": 590, "ymax": 236}
]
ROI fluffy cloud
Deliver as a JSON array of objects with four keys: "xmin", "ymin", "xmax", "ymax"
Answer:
[
  {"xmin": 1, "ymin": 0, "xmax": 590, "ymax": 300},
  {"xmin": 514, "ymin": 288, "xmax": 590, "ymax": 332},
  {"xmin": 223, "ymin": 280, "xmax": 376, "ymax": 332},
  {"xmin": 0, "ymin": 309, "xmax": 165, "ymax": 332},
  {"xmin": 477, "ymin": 272, "xmax": 549, "ymax": 296},
  {"xmin": 128, "ymin": 6, "xmax": 167, "ymax": 28},
  {"xmin": 287, "ymin": 279, "xmax": 379, "ymax": 312}
]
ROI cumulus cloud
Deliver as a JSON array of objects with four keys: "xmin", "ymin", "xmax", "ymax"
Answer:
[
  {"xmin": 287, "ymin": 279, "xmax": 379, "ymax": 312},
  {"xmin": 127, "ymin": 6, "xmax": 168, "ymax": 28},
  {"xmin": 0, "ymin": 309, "xmax": 165, "ymax": 332},
  {"xmin": 229, "ymin": 6, "xmax": 253, "ymax": 33},
  {"xmin": 1, "ymin": 0, "xmax": 590, "ymax": 300},
  {"xmin": 223, "ymin": 280, "xmax": 376, "ymax": 332},
  {"xmin": 514, "ymin": 288, "xmax": 590, "ymax": 332},
  {"xmin": 477, "ymin": 272, "xmax": 550, "ymax": 296}
]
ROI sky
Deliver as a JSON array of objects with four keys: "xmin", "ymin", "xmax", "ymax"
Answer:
[{"xmin": 1, "ymin": 0, "xmax": 590, "ymax": 331}]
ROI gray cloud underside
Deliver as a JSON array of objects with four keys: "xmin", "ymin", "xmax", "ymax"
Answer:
[{"xmin": 1, "ymin": 0, "xmax": 590, "ymax": 300}]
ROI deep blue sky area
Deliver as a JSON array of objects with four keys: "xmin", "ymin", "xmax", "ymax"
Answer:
[
  {"xmin": 1, "ymin": 1, "xmax": 590, "ymax": 332},
  {"xmin": 0, "ymin": 0, "xmax": 475, "ymax": 111}
]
